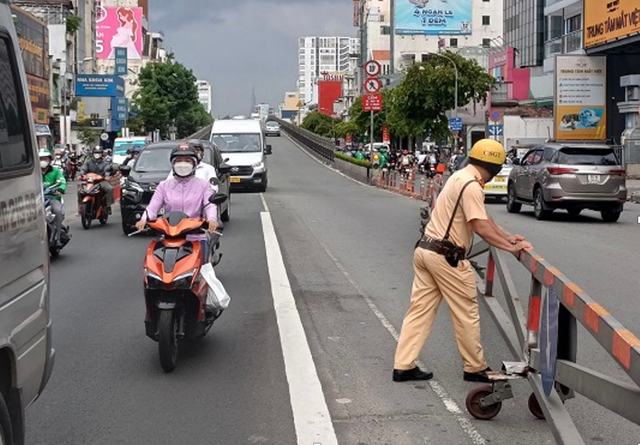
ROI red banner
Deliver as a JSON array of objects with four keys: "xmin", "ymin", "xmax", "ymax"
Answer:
[
  {"xmin": 382, "ymin": 125, "xmax": 390, "ymax": 143},
  {"xmin": 363, "ymin": 94, "xmax": 383, "ymax": 112}
]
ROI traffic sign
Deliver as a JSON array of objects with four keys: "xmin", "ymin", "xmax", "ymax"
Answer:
[
  {"xmin": 488, "ymin": 125, "xmax": 504, "ymax": 136},
  {"xmin": 539, "ymin": 286, "xmax": 559, "ymax": 397},
  {"xmin": 490, "ymin": 109, "xmax": 503, "ymax": 123},
  {"xmin": 449, "ymin": 117, "xmax": 463, "ymax": 132},
  {"xmin": 364, "ymin": 60, "xmax": 381, "ymax": 77},
  {"xmin": 363, "ymin": 94, "xmax": 383, "ymax": 111},
  {"xmin": 364, "ymin": 77, "xmax": 382, "ymax": 94},
  {"xmin": 100, "ymin": 132, "xmax": 109, "ymax": 141}
]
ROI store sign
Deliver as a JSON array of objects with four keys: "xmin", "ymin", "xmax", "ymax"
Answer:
[
  {"xmin": 395, "ymin": 0, "xmax": 472, "ymax": 35},
  {"xmin": 584, "ymin": 0, "xmax": 640, "ymax": 48},
  {"xmin": 114, "ymin": 47, "xmax": 128, "ymax": 75},
  {"xmin": 554, "ymin": 56, "xmax": 607, "ymax": 141},
  {"xmin": 76, "ymin": 75, "xmax": 125, "ymax": 97},
  {"xmin": 113, "ymin": 97, "xmax": 128, "ymax": 121}
]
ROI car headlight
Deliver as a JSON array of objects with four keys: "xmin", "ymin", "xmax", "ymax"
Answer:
[{"xmin": 252, "ymin": 161, "xmax": 265, "ymax": 171}]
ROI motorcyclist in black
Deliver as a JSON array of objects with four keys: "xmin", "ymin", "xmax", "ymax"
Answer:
[
  {"xmin": 122, "ymin": 146, "xmax": 142, "ymax": 166},
  {"xmin": 78, "ymin": 147, "xmax": 114, "ymax": 209}
]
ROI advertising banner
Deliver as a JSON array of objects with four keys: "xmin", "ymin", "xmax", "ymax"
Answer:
[
  {"xmin": 96, "ymin": 6, "xmax": 143, "ymax": 60},
  {"xmin": 318, "ymin": 80, "xmax": 342, "ymax": 116},
  {"xmin": 113, "ymin": 97, "xmax": 128, "ymax": 122},
  {"xmin": 27, "ymin": 75, "xmax": 50, "ymax": 124},
  {"xmin": 584, "ymin": 0, "xmax": 640, "ymax": 49},
  {"xmin": 554, "ymin": 56, "xmax": 607, "ymax": 141},
  {"xmin": 353, "ymin": 0, "xmax": 360, "ymax": 27},
  {"xmin": 114, "ymin": 47, "xmax": 128, "ymax": 75},
  {"xmin": 76, "ymin": 75, "xmax": 125, "ymax": 97},
  {"xmin": 395, "ymin": 0, "xmax": 472, "ymax": 35}
]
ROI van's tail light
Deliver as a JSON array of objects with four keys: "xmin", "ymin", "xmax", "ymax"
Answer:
[
  {"xmin": 608, "ymin": 169, "xmax": 626, "ymax": 176},
  {"xmin": 547, "ymin": 167, "xmax": 578, "ymax": 175}
]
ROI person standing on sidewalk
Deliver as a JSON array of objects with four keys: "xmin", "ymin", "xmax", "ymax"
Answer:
[{"xmin": 393, "ymin": 139, "xmax": 532, "ymax": 383}]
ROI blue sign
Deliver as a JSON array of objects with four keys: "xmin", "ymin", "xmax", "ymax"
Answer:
[
  {"xmin": 449, "ymin": 117, "xmax": 463, "ymax": 131},
  {"xmin": 395, "ymin": 0, "xmax": 472, "ymax": 35},
  {"xmin": 76, "ymin": 75, "xmax": 124, "ymax": 97},
  {"xmin": 114, "ymin": 47, "xmax": 128, "ymax": 76},
  {"xmin": 539, "ymin": 286, "xmax": 559, "ymax": 397},
  {"xmin": 112, "ymin": 97, "xmax": 128, "ymax": 121},
  {"xmin": 488, "ymin": 125, "xmax": 504, "ymax": 136}
]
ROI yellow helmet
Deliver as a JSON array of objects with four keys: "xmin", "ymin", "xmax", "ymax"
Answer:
[{"xmin": 468, "ymin": 139, "xmax": 506, "ymax": 166}]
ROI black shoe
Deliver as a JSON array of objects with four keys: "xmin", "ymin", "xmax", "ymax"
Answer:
[
  {"xmin": 463, "ymin": 367, "xmax": 492, "ymax": 383},
  {"xmin": 393, "ymin": 367, "xmax": 434, "ymax": 382}
]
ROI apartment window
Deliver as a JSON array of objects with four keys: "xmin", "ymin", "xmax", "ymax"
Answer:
[
  {"xmin": 450, "ymin": 38, "xmax": 458, "ymax": 48},
  {"xmin": 482, "ymin": 38, "xmax": 491, "ymax": 48},
  {"xmin": 421, "ymin": 54, "xmax": 430, "ymax": 63},
  {"xmin": 381, "ymin": 25, "xmax": 391, "ymax": 35},
  {"xmin": 0, "ymin": 37, "xmax": 31, "ymax": 172},
  {"xmin": 482, "ymin": 15, "xmax": 491, "ymax": 25},
  {"xmin": 566, "ymin": 14, "xmax": 581, "ymax": 33}
]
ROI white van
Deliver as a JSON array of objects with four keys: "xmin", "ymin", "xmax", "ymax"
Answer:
[
  {"xmin": 0, "ymin": 1, "xmax": 55, "ymax": 442},
  {"xmin": 113, "ymin": 136, "xmax": 150, "ymax": 165},
  {"xmin": 210, "ymin": 119, "xmax": 272, "ymax": 192}
]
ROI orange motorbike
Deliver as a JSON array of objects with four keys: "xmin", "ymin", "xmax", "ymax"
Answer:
[
  {"xmin": 137, "ymin": 193, "xmax": 227, "ymax": 372},
  {"xmin": 78, "ymin": 173, "xmax": 109, "ymax": 229}
]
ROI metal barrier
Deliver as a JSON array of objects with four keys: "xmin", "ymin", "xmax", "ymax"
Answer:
[
  {"xmin": 272, "ymin": 118, "xmax": 335, "ymax": 162},
  {"xmin": 188, "ymin": 123, "xmax": 213, "ymax": 141},
  {"xmin": 464, "ymin": 242, "xmax": 640, "ymax": 444}
]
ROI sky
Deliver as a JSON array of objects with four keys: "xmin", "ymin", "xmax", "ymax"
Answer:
[{"xmin": 152, "ymin": 0, "xmax": 355, "ymax": 117}]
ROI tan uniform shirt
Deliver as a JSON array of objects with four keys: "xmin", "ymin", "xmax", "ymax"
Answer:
[{"xmin": 425, "ymin": 166, "xmax": 488, "ymax": 250}]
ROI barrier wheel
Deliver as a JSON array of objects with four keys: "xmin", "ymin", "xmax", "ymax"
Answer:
[
  {"xmin": 465, "ymin": 385, "xmax": 502, "ymax": 420},
  {"xmin": 528, "ymin": 393, "xmax": 545, "ymax": 420}
]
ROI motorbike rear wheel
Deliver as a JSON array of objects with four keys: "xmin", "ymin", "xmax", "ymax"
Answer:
[
  {"xmin": 99, "ymin": 206, "xmax": 108, "ymax": 225},
  {"xmin": 81, "ymin": 203, "xmax": 92, "ymax": 230},
  {"xmin": 158, "ymin": 310, "xmax": 179, "ymax": 373}
]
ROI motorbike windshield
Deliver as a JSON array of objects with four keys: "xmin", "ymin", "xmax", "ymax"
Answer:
[{"xmin": 134, "ymin": 147, "xmax": 212, "ymax": 172}]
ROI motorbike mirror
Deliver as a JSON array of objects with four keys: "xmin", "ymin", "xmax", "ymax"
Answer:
[
  {"xmin": 209, "ymin": 193, "xmax": 228, "ymax": 206},
  {"xmin": 512, "ymin": 158, "xmax": 521, "ymax": 165},
  {"xmin": 218, "ymin": 163, "xmax": 233, "ymax": 175},
  {"xmin": 119, "ymin": 165, "xmax": 132, "ymax": 177}
]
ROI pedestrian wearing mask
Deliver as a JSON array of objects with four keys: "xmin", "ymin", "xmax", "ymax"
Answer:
[{"xmin": 393, "ymin": 139, "xmax": 532, "ymax": 383}]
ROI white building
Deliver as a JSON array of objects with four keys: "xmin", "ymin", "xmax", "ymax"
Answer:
[
  {"xmin": 197, "ymin": 80, "xmax": 213, "ymax": 115},
  {"xmin": 298, "ymin": 36, "xmax": 360, "ymax": 106}
]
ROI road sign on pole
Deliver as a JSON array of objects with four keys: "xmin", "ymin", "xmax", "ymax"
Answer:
[
  {"xmin": 363, "ymin": 94, "xmax": 383, "ymax": 112},
  {"xmin": 488, "ymin": 125, "xmax": 504, "ymax": 136},
  {"xmin": 490, "ymin": 109, "xmax": 503, "ymax": 123},
  {"xmin": 364, "ymin": 77, "xmax": 382, "ymax": 94},
  {"xmin": 364, "ymin": 60, "xmax": 381, "ymax": 77},
  {"xmin": 449, "ymin": 117, "xmax": 463, "ymax": 132}
]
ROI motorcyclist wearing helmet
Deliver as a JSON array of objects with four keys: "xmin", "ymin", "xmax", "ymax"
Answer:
[
  {"xmin": 166, "ymin": 139, "xmax": 219, "ymax": 193},
  {"xmin": 136, "ymin": 142, "xmax": 219, "ymax": 239},
  {"xmin": 40, "ymin": 149, "xmax": 67, "ymax": 246},
  {"xmin": 123, "ymin": 146, "xmax": 142, "ymax": 167},
  {"xmin": 393, "ymin": 139, "xmax": 533, "ymax": 385},
  {"xmin": 78, "ymin": 146, "xmax": 114, "ymax": 208}
]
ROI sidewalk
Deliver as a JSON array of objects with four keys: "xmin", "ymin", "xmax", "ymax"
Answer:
[{"xmin": 628, "ymin": 179, "xmax": 640, "ymax": 203}]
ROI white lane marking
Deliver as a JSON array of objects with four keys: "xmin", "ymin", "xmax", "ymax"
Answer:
[
  {"xmin": 260, "ymin": 192, "xmax": 270, "ymax": 212},
  {"xmin": 310, "ymin": 232, "xmax": 486, "ymax": 445},
  {"xmin": 260, "ymin": 211, "xmax": 338, "ymax": 445}
]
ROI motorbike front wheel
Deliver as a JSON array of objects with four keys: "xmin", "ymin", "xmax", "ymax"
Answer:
[
  {"xmin": 158, "ymin": 310, "xmax": 179, "ymax": 373},
  {"xmin": 81, "ymin": 202, "xmax": 92, "ymax": 230}
]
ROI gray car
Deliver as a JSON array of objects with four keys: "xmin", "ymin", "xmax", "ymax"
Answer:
[{"xmin": 506, "ymin": 143, "xmax": 627, "ymax": 222}]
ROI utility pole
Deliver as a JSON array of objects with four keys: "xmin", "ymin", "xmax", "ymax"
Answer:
[{"xmin": 390, "ymin": 0, "xmax": 395, "ymax": 76}]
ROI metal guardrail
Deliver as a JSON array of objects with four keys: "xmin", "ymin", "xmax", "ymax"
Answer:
[
  {"xmin": 464, "ymin": 242, "xmax": 640, "ymax": 444},
  {"xmin": 272, "ymin": 118, "xmax": 335, "ymax": 162},
  {"xmin": 188, "ymin": 124, "xmax": 213, "ymax": 141}
]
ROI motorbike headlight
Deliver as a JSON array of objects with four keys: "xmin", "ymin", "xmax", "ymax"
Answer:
[
  {"xmin": 145, "ymin": 269, "xmax": 163, "ymax": 289},
  {"xmin": 172, "ymin": 270, "xmax": 196, "ymax": 289}
]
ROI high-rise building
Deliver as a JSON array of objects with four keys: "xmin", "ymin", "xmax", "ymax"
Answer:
[
  {"xmin": 197, "ymin": 80, "xmax": 213, "ymax": 115},
  {"xmin": 297, "ymin": 36, "xmax": 360, "ymax": 106},
  {"xmin": 504, "ymin": 0, "xmax": 545, "ymax": 68}
]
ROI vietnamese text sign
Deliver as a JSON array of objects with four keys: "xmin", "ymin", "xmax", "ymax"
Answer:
[
  {"xmin": 584, "ymin": 0, "xmax": 640, "ymax": 49},
  {"xmin": 76, "ymin": 75, "xmax": 125, "ymax": 97},
  {"xmin": 554, "ymin": 56, "xmax": 607, "ymax": 141},
  {"xmin": 96, "ymin": 6, "xmax": 143, "ymax": 60},
  {"xmin": 115, "ymin": 47, "xmax": 128, "ymax": 75},
  {"xmin": 113, "ymin": 97, "xmax": 128, "ymax": 121},
  {"xmin": 395, "ymin": 0, "xmax": 472, "ymax": 35},
  {"xmin": 363, "ymin": 94, "xmax": 383, "ymax": 112}
]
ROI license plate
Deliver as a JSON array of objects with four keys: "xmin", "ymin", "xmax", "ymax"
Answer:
[
  {"xmin": 230, "ymin": 177, "xmax": 241, "ymax": 183},
  {"xmin": 494, "ymin": 177, "xmax": 506, "ymax": 183},
  {"xmin": 587, "ymin": 174, "xmax": 601, "ymax": 184}
]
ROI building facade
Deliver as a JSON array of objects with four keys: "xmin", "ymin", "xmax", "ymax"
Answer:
[
  {"xmin": 504, "ymin": 0, "xmax": 545, "ymax": 68},
  {"xmin": 197, "ymin": 80, "xmax": 213, "ymax": 115}
]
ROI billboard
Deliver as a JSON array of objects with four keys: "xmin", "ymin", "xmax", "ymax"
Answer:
[
  {"xmin": 554, "ymin": 56, "xmax": 607, "ymax": 141},
  {"xmin": 395, "ymin": 0, "xmax": 472, "ymax": 35},
  {"xmin": 584, "ymin": 0, "xmax": 640, "ymax": 49},
  {"xmin": 318, "ymin": 80, "xmax": 342, "ymax": 116},
  {"xmin": 76, "ymin": 75, "xmax": 125, "ymax": 97},
  {"xmin": 96, "ymin": 6, "xmax": 143, "ymax": 60}
]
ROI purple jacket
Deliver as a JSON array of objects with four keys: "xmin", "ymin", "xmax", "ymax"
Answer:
[{"xmin": 143, "ymin": 176, "xmax": 217, "ymax": 223}]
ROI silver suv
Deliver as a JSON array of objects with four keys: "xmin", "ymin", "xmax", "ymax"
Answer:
[{"xmin": 506, "ymin": 143, "xmax": 627, "ymax": 222}]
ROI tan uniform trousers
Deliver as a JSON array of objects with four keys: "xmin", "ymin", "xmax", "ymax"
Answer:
[{"xmin": 394, "ymin": 247, "xmax": 488, "ymax": 373}]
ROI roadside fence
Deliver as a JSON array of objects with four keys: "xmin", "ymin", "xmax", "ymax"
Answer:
[{"xmin": 273, "ymin": 118, "xmax": 335, "ymax": 162}]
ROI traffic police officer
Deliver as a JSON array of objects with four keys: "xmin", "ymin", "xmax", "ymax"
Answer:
[{"xmin": 393, "ymin": 139, "xmax": 532, "ymax": 383}]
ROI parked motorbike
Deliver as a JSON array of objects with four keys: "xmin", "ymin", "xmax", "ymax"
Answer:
[
  {"xmin": 44, "ymin": 186, "xmax": 71, "ymax": 257},
  {"xmin": 136, "ymin": 193, "xmax": 228, "ymax": 372},
  {"xmin": 78, "ymin": 173, "xmax": 109, "ymax": 230}
]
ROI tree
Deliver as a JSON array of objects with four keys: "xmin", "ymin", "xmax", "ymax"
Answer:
[
  {"xmin": 76, "ymin": 120, "xmax": 99, "ymax": 147},
  {"xmin": 133, "ymin": 57, "xmax": 213, "ymax": 138},
  {"xmin": 389, "ymin": 52, "xmax": 495, "ymax": 141},
  {"xmin": 348, "ymin": 90, "xmax": 391, "ymax": 140},
  {"xmin": 301, "ymin": 111, "xmax": 340, "ymax": 138}
]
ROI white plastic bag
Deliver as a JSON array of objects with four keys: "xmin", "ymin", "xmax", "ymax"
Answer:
[{"xmin": 199, "ymin": 263, "xmax": 231, "ymax": 310}]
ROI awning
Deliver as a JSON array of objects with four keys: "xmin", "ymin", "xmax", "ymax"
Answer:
[{"xmin": 35, "ymin": 124, "xmax": 51, "ymax": 137}]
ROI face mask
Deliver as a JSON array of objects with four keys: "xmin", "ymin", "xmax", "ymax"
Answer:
[
  {"xmin": 40, "ymin": 160, "xmax": 50, "ymax": 169},
  {"xmin": 173, "ymin": 161, "xmax": 194, "ymax": 177},
  {"xmin": 94, "ymin": 154, "xmax": 102, "ymax": 160}
]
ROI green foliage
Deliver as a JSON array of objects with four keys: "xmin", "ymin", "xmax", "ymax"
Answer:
[
  {"xmin": 65, "ymin": 15, "xmax": 82, "ymax": 35},
  {"xmin": 301, "ymin": 111, "xmax": 340, "ymax": 138},
  {"xmin": 348, "ymin": 90, "xmax": 390, "ymax": 139},
  {"xmin": 133, "ymin": 59, "xmax": 213, "ymax": 138},
  {"xmin": 335, "ymin": 151, "xmax": 372, "ymax": 168},
  {"xmin": 76, "ymin": 120, "xmax": 99, "ymax": 146},
  {"xmin": 334, "ymin": 120, "xmax": 358, "ymax": 138}
]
